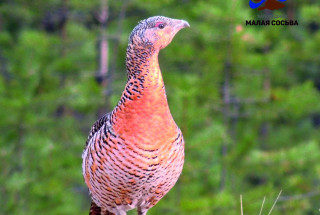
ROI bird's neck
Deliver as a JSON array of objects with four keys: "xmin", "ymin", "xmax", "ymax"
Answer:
[
  {"xmin": 124, "ymin": 44, "xmax": 165, "ymax": 98},
  {"xmin": 111, "ymin": 47, "xmax": 177, "ymax": 145}
]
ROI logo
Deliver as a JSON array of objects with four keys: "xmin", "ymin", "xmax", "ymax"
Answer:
[
  {"xmin": 246, "ymin": 0, "xmax": 298, "ymax": 27},
  {"xmin": 249, "ymin": 0, "xmax": 286, "ymax": 10}
]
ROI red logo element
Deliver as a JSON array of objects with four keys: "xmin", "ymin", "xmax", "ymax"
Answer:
[{"xmin": 249, "ymin": 0, "xmax": 286, "ymax": 11}]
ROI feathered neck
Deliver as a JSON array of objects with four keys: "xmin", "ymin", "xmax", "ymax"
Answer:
[{"xmin": 111, "ymin": 43, "xmax": 176, "ymax": 143}]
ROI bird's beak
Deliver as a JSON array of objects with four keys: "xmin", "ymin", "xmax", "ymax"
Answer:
[
  {"xmin": 180, "ymin": 20, "xmax": 190, "ymax": 28},
  {"xmin": 173, "ymin": 19, "xmax": 190, "ymax": 32}
]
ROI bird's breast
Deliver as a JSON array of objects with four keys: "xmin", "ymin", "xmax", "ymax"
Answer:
[{"xmin": 112, "ymin": 86, "xmax": 177, "ymax": 152}]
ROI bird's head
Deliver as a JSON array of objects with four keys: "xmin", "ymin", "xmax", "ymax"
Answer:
[{"xmin": 129, "ymin": 16, "xmax": 190, "ymax": 52}]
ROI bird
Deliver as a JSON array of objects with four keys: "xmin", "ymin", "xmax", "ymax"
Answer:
[{"xmin": 82, "ymin": 16, "xmax": 189, "ymax": 215}]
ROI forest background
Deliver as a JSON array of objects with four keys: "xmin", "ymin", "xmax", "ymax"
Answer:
[{"xmin": 0, "ymin": 0, "xmax": 320, "ymax": 214}]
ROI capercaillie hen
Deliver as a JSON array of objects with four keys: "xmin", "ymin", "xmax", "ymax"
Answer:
[{"xmin": 82, "ymin": 16, "xmax": 189, "ymax": 215}]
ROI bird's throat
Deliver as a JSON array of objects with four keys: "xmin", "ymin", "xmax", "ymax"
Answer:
[{"xmin": 112, "ymin": 51, "xmax": 176, "ymax": 147}]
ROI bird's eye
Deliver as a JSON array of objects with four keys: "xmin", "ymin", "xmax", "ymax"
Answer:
[
  {"xmin": 155, "ymin": 22, "xmax": 165, "ymax": 29},
  {"xmin": 158, "ymin": 24, "xmax": 165, "ymax": 29}
]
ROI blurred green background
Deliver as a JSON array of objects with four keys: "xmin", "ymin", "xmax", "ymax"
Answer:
[{"xmin": 1, "ymin": 0, "xmax": 320, "ymax": 214}]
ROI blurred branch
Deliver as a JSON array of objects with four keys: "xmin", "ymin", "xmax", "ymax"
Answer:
[
  {"xmin": 0, "ymin": 11, "xmax": 2, "ymax": 31},
  {"xmin": 96, "ymin": 0, "xmax": 108, "ymax": 25},
  {"xmin": 278, "ymin": 190, "xmax": 320, "ymax": 202},
  {"xmin": 56, "ymin": 0, "xmax": 69, "ymax": 117},
  {"xmin": 60, "ymin": 0, "xmax": 68, "ymax": 56},
  {"xmin": 226, "ymin": 97, "xmax": 269, "ymax": 105},
  {"xmin": 96, "ymin": 0, "xmax": 109, "ymax": 87},
  {"xmin": 259, "ymin": 46, "xmax": 271, "ymax": 149},
  {"xmin": 96, "ymin": 0, "xmax": 130, "ymax": 115},
  {"xmin": 220, "ymin": 32, "xmax": 232, "ymax": 192},
  {"xmin": 109, "ymin": 0, "xmax": 131, "ymax": 94}
]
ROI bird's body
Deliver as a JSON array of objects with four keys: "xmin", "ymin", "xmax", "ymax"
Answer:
[{"xmin": 82, "ymin": 16, "xmax": 189, "ymax": 215}]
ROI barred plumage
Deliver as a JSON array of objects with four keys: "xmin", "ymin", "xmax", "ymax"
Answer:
[{"xmin": 82, "ymin": 16, "xmax": 189, "ymax": 215}]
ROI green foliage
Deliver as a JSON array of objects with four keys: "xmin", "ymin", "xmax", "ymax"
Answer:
[{"xmin": 1, "ymin": 0, "xmax": 320, "ymax": 214}]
